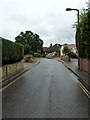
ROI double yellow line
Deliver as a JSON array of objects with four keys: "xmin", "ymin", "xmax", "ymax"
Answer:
[
  {"xmin": 0, "ymin": 61, "xmax": 40, "ymax": 93},
  {"xmin": 0, "ymin": 73, "xmax": 25, "ymax": 93},
  {"xmin": 77, "ymin": 80, "xmax": 90, "ymax": 99},
  {"xmin": 67, "ymin": 67, "xmax": 90, "ymax": 99}
]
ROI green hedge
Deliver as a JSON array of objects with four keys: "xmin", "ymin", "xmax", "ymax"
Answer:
[
  {"xmin": 78, "ymin": 10, "xmax": 90, "ymax": 58},
  {"xmin": 2, "ymin": 38, "xmax": 24, "ymax": 65}
]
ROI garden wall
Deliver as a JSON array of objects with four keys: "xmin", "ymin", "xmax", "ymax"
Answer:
[
  {"xmin": 80, "ymin": 58, "xmax": 90, "ymax": 74},
  {"xmin": 2, "ymin": 61, "xmax": 23, "ymax": 80}
]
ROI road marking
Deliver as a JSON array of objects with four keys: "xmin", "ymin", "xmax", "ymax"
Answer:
[
  {"xmin": 66, "ymin": 65, "xmax": 89, "ymax": 99},
  {"xmin": 0, "ymin": 73, "xmax": 24, "ymax": 92},
  {"xmin": 0, "ymin": 62, "xmax": 40, "ymax": 92},
  {"xmin": 77, "ymin": 80, "xmax": 90, "ymax": 99},
  {"xmin": 68, "ymin": 70, "xmax": 90, "ymax": 99},
  {"xmin": 58, "ymin": 60, "xmax": 90, "ymax": 98}
]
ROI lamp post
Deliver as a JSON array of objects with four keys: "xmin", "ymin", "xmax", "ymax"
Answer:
[{"xmin": 66, "ymin": 8, "xmax": 80, "ymax": 70}]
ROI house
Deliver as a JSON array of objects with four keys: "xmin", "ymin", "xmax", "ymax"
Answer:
[
  {"xmin": 61, "ymin": 44, "xmax": 77, "ymax": 56},
  {"xmin": 44, "ymin": 43, "xmax": 62, "ymax": 57}
]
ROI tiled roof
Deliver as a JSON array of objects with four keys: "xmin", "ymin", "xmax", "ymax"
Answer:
[
  {"xmin": 45, "ymin": 44, "xmax": 62, "ymax": 52},
  {"xmin": 64, "ymin": 44, "xmax": 76, "ymax": 49}
]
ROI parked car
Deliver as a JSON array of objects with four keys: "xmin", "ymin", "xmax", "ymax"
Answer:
[{"xmin": 46, "ymin": 52, "xmax": 55, "ymax": 59}]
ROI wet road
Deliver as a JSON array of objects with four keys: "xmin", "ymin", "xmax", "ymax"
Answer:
[{"xmin": 2, "ymin": 58, "xmax": 88, "ymax": 118}]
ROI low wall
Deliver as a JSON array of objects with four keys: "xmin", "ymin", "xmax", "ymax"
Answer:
[
  {"xmin": 2, "ymin": 61, "xmax": 24, "ymax": 80},
  {"xmin": 80, "ymin": 58, "xmax": 90, "ymax": 74}
]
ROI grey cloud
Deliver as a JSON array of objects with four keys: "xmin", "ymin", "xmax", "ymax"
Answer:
[{"xmin": 0, "ymin": 0, "xmax": 88, "ymax": 46}]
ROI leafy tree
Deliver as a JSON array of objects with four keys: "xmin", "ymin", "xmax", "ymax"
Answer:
[
  {"xmin": 86, "ymin": 0, "xmax": 90, "ymax": 9},
  {"xmin": 24, "ymin": 45, "xmax": 31, "ymax": 55},
  {"xmin": 62, "ymin": 46, "xmax": 71, "ymax": 55},
  {"xmin": 15, "ymin": 30, "xmax": 44, "ymax": 55}
]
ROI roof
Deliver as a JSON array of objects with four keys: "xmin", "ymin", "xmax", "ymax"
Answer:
[
  {"xmin": 64, "ymin": 44, "xmax": 76, "ymax": 49},
  {"xmin": 45, "ymin": 44, "xmax": 62, "ymax": 52},
  {"xmin": 43, "ymin": 47, "xmax": 48, "ymax": 51}
]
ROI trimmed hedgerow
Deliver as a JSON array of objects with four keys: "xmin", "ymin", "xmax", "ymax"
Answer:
[
  {"xmin": 76, "ymin": 10, "xmax": 90, "ymax": 58},
  {"xmin": 2, "ymin": 38, "xmax": 24, "ymax": 65}
]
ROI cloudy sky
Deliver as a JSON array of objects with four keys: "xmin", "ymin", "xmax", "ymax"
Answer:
[{"xmin": 0, "ymin": 0, "xmax": 88, "ymax": 47}]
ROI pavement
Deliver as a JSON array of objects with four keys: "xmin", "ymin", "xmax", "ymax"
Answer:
[
  {"xmin": 2, "ymin": 58, "xmax": 88, "ymax": 118},
  {"xmin": 54, "ymin": 57, "xmax": 90, "ymax": 92},
  {"xmin": 1, "ymin": 58, "xmax": 40, "ymax": 88}
]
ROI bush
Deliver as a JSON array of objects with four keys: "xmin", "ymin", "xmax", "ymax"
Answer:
[
  {"xmin": 67, "ymin": 52, "xmax": 74, "ymax": 58},
  {"xmin": 68, "ymin": 52, "xmax": 78, "ymax": 58},
  {"xmin": 30, "ymin": 57, "xmax": 36, "ymax": 63},
  {"xmin": 2, "ymin": 38, "xmax": 24, "ymax": 65},
  {"xmin": 24, "ymin": 55, "xmax": 33, "ymax": 62},
  {"xmin": 23, "ymin": 55, "xmax": 36, "ymax": 63},
  {"xmin": 33, "ymin": 52, "xmax": 40, "ymax": 57},
  {"xmin": 61, "ymin": 55, "xmax": 69, "ymax": 59}
]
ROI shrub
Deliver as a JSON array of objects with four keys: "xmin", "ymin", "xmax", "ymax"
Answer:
[
  {"xmin": 33, "ymin": 52, "xmax": 40, "ymax": 57},
  {"xmin": 30, "ymin": 57, "xmax": 35, "ymax": 63},
  {"xmin": 67, "ymin": 52, "xmax": 74, "ymax": 57},
  {"xmin": 2, "ymin": 38, "xmax": 24, "ymax": 65},
  {"xmin": 24, "ymin": 55, "xmax": 33, "ymax": 62},
  {"xmin": 23, "ymin": 55, "xmax": 36, "ymax": 63},
  {"xmin": 68, "ymin": 52, "xmax": 78, "ymax": 58},
  {"xmin": 61, "ymin": 55, "xmax": 69, "ymax": 59}
]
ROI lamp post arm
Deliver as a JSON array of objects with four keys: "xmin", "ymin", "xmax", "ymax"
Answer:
[
  {"xmin": 71, "ymin": 9, "xmax": 79, "ymax": 23},
  {"xmin": 77, "ymin": 10, "xmax": 79, "ymax": 24}
]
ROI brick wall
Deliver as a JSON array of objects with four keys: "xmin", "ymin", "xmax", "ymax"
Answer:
[
  {"xmin": 80, "ymin": 58, "xmax": 90, "ymax": 74},
  {"xmin": 2, "ymin": 61, "xmax": 24, "ymax": 79}
]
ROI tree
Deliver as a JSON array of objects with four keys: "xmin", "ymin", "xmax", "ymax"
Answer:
[
  {"xmin": 15, "ymin": 30, "xmax": 44, "ymax": 55},
  {"xmin": 86, "ymin": 0, "xmax": 90, "ymax": 9},
  {"xmin": 62, "ymin": 46, "xmax": 71, "ymax": 55},
  {"xmin": 24, "ymin": 45, "xmax": 31, "ymax": 55}
]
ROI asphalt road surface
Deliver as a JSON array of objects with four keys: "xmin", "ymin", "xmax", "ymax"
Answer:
[{"xmin": 2, "ymin": 58, "xmax": 89, "ymax": 118}]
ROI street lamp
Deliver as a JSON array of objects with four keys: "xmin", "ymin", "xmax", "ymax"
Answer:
[{"xmin": 66, "ymin": 8, "xmax": 80, "ymax": 70}]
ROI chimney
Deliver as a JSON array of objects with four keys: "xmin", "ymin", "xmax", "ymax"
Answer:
[{"xmin": 50, "ymin": 43, "xmax": 52, "ymax": 47}]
